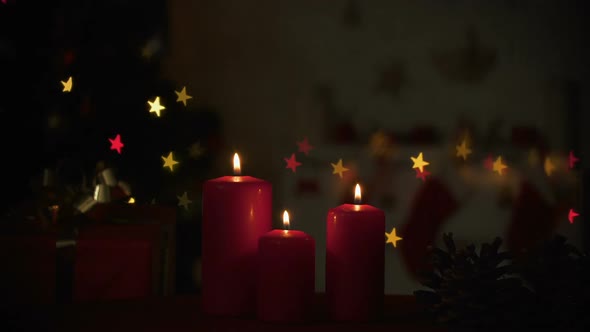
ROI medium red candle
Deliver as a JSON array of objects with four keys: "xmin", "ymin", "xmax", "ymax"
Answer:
[
  {"xmin": 326, "ymin": 184, "xmax": 385, "ymax": 321},
  {"xmin": 202, "ymin": 153, "xmax": 272, "ymax": 316},
  {"xmin": 257, "ymin": 210, "xmax": 315, "ymax": 323}
]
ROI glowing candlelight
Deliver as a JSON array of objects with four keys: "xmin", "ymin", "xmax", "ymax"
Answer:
[
  {"xmin": 283, "ymin": 210, "xmax": 290, "ymax": 232},
  {"xmin": 233, "ymin": 153, "xmax": 241, "ymax": 175}
]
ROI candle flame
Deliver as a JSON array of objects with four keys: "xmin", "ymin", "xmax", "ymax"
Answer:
[
  {"xmin": 283, "ymin": 210, "xmax": 290, "ymax": 229},
  {"xmin": 233, "ymin": 153, "xmax": 241, "ymax": 175},
  {"xmin": 354, "ymin": 183, "xmax": 362, "ymax": 204}
]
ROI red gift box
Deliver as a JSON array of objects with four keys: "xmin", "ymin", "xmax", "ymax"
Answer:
[
  {"xmin": 73, "ymin": 224, "xmax": 161, "ymax": 302},
  {"xmin": 86, "ymin": 203, "xmax": 177, "ymax": 295},
  {"xmin": 0, "ymin": 233, "xmax": 56, "ymax": 305}
]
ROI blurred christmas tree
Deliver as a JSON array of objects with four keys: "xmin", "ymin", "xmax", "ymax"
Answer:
[{"xmin": 1, "ymin": 0, "xmax": 222, "ymax": 293}]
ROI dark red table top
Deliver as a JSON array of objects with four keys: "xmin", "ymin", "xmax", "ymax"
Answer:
[{"xmin": 46, "ymin": 294, "xmax": 443, "ymax": 332}]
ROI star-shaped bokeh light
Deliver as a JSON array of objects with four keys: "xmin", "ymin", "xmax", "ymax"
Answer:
[
  {"xmin": 410, "ymin": 152, "xmax": 429, "ymax": 173},
  {"xmin": 284, "ymin": 153, "xmax": 302, "ymax": 173},
  {"xmin": 188, "ymin": 142, "xmax": 204, "ymax": 159},
  {"xmin": 455, "ymin": 139, "xmax": 472, "ymax": 160},
  {"xmin": 331, "ymin": 159, "xmax": 349, "ymax": 178},
  {"xmin": 493, "ymin": 156, "xmax": 507, "ymax": 175},
  {"xmin": 177, "ymin": 191, "xmax": 192, "ymax": 210},
  {"xmin": 162, "ymin": 152, "xmax": 179, "ymax": 171},
  {"xmin": 568, "ymin": 209, "xmax": 579, "ymax": 224},
  {"xmin": 148, "ymin": 96, "xmax": 166, "ymax": 117},
  {"xmin": 108, "ymin": 134, "xmax": 124, "ymax": 154},
  {"xmin": 544, "ymin": 157, "xmax": 555, "ymax": 176},
  {"xmin": 569, "ymin": 151, "xmax": 579, "ymax": 169},
  {"xmin": 385, "ymin": 227, "xmax": 402, "ymax": 248},
  {"xmin": 175, "ymin": 86, "xmax": 193, "ymax": 106},
  {"xmin": 415, "ymin": 168, "xmax": 430, "ymax": 182},
  {"xmin": 61, "ymin": 76, "xmax": 73, "ymax": 92},
  {"xmin": 296, "ymin": 137, "xmax": 314, "ymax": 156}
]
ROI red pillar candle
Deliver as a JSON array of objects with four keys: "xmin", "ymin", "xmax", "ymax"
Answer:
[
  {"xmin": 326, "ymin": 184, "xmax": 385, "ymax": 321},
  {"xmin": 202, "ymin": 153, "xmax": 272, "ymax": 316},
  {"xmin": 257, "ymin": 210, "xmax": 315, "ymax": 323}
]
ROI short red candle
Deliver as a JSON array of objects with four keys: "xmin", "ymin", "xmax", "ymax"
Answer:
[
  {"xmin": 257, "ymin": 211, "xmax": 315, "ymax": 323},
  {"xmin": 326, "ymin": 184, "xmax": 385, "ymax": 321},
  {"xmin": 202, "ymin": 153, "xmax": 272, "ymax": 316}
]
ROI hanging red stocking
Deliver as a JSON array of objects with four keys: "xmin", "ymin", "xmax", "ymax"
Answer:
[
  {"xmin": 399, "ymin": 178, "xmax": 459, "ymax": 279},
  {"xmin": 507, "ymin": 181, "xmax": 557, "ymax": 255}
]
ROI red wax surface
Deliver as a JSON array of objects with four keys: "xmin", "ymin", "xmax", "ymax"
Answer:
[
  {"xmin": 257, "ymin": 229, "xmax": 315, "ymax": 323},
  {"xmin": 326, "ymin": 204, "xmax": 385, "ymax": 322},
  {"xmin": 202, "ymin": 176, "xmax": 272, "ymax": 316}
]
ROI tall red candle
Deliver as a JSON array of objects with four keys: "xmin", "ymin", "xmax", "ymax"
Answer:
[
  {"xmin": 326, "ymin": 184, "xmax": 385, "ymax": 321},
  {"xmin": 202, "ymin": 153, "xmax": 272, "ymax": 316},
  {"xmin": 257, "ymin": 210, "xmax": 315, "ymax": 323}
]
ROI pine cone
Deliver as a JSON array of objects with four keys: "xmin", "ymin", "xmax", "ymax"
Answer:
[{"xmin": 414, "ymin": 233, "xmax": 535, "ymax": 328}]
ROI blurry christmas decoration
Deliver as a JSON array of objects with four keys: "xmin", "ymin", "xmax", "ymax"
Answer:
[
  {"xmin": 483, "ymin": 154, "xmax": 494, "ymax": 170},
  {"xmin": 141, "ymin": 35, "xmax": 163, "ymax": 60},
  {"xmin": 369, "ymin": 130, "xmax": 395, "ymax": 159},
  {"xmin": 375, "ymin": 60, "xmax": 406, "ymax": 99},
  {"xmin": 385, "ymin": 227, "xmax": 402, "ymax": 248},
  {"xmin": 148, "ymin": 96, "xmax": 165, "ymax": 117},
  {"xmin": 414, "ymin": 233, "xmax": 535, "ymax": 327},
  {"xmin": 341, "ymin": 0, "xmax": 362, "ymax": 28},
  {"xmin": 284, "ymin": 153, "xmax": 302, "ymax": 173},
  {"xmin": 455, "ymin": 139, "xmax": 472, "ymax": 160},
  {"xmin": 568, "ymin": 209, "xmax": 579, "ymax": 224},
  {"xmin": 528, "ymin": 149, "xmax": 540, "ymax": 167},
  {"xmin": 400, "ymin": 179, "xmax": 458, "ymax": 278},
  {"xmin": 493, "ymin": 156, "xmax": 507, "ymax": 175},
  {"xmin": 127, "ymin": 197, "xmax": 136, "ymax": 204},
  {"xmin": 331, "ymin": 158, "xmax": 349, "ymax": 178},
  {"xmin": 177, "ymin": 191, "xmax": 192, "ymax": 211},
  {"xmin": 410, "ymin": 152, "xmax": 429, "ymax": 173},
  {"xmin": 431, "ymin": 26, "xmax": 497, "ymax": 83},
  {"xmin": 188, "ymin": 142, "xmax": 204, "ymax": 159},
  {"xmin": 544, "ymin": 157, "xmax": 556, "ymax": 176},
  {"xmin": 415, "ymin": 168, "xmax": 430, "ymax": 182},
  {"xmin": 175, "ymin": 86, "xmax": 192, "ymax": 106},
  {"xmin": 296, "ymin": 137, "xmax": 314, "ymax": 156},
  {"xmin": 93, "ymin": 184, "xmax": 111, "ymax": 203},
  {"xmin": 61, "ymin": 76, "xmax": 73, "ymax": 92},
  {"xmin": 568, "ymin": 151, "xmax": 579, "ymax": 169},
  {"xmin": 161, "ymin": 152, "xmax": 179, "ymax": 171},
  {"xmin": 108, "ymin": 134, "xmax": 124, "ymax": 154}
]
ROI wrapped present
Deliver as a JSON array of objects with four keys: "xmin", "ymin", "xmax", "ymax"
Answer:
[
  {"xmin": 84, "ymin": 203, "xmax": 176, "ymax": 296},
  {"xmin": 73, "ymin": 223, "xmax": 161, "ymax": 301}
]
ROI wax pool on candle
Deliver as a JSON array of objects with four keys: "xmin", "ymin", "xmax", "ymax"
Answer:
[
  {"xmin": 202, "ymin": 153, "xmax": 272, "ymax": 316},
  {"xmin": 326, "ymin": 184, "xmax": 385, "ymax": 322},
  {"xmin": 257, "ymin": 211, "xmax": 315, "ymax": 323}
]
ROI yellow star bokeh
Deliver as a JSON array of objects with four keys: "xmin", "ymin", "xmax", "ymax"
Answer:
[
  {"xmin": 175, "ymin": 86, "xmax": 193, "ymax": 106},
  {"xmin": 162, "ymin": 152, "xmax": 179, "ymax": 171},
  {"xmin": 331, "ymin": 159, "xmax": 349, "ymax": 178},
  {"xmin": 385, "ymin": 227, "xmax": 402, "ymax": 248},
  {"xmin": 61, "ymin": 76, "xmax": 73, "ymax": 92},
  {"xmin": 177, "ymin": 191, "xmax": 192, "ymax": 210},
  {"xmin": 148, "ymin": 96, "xmax": 166, "ymax": 117},
  {"xmin": 493, "ymin": 156, "xmax": 507, "ymax": 175},
  {"xmin": 455, "ymin": 139, "xmax": 472, "ymax": 160},
  {"xmin": 411, "ymin": 152, "xmax": 429, "ymax": 172}
]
